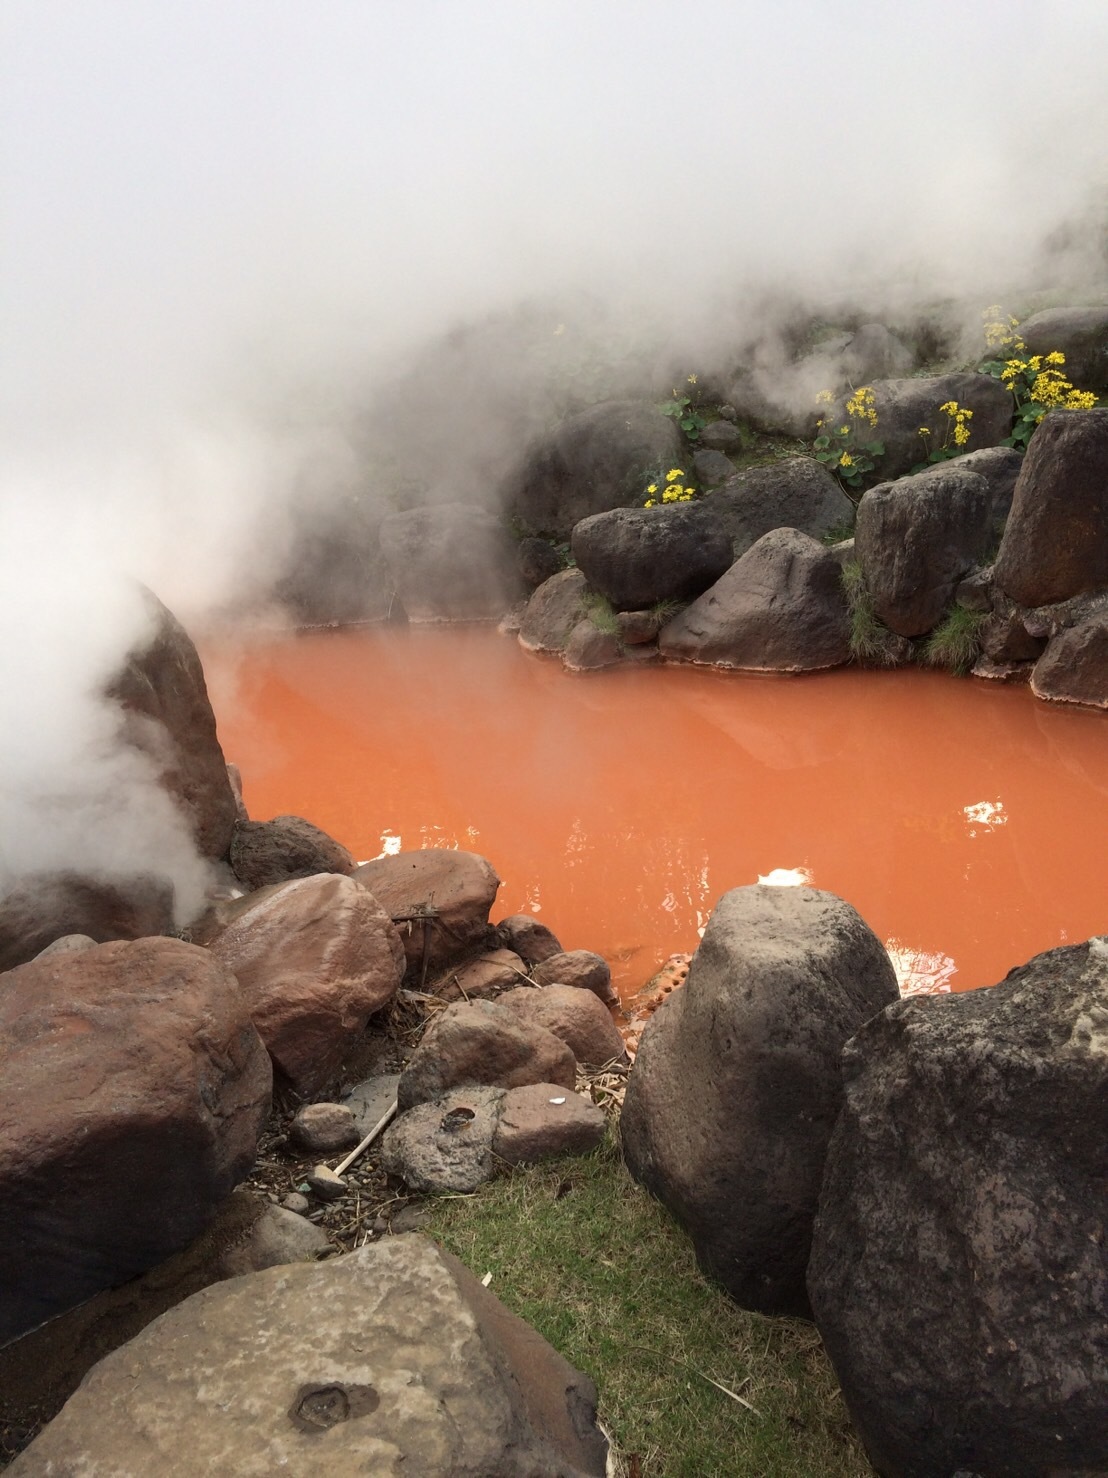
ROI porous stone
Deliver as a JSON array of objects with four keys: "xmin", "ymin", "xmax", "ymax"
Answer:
[
  {"xmin": 531, "ymin": 949, "xmax": 617, "ymax": 1006},
  {"xmin": 1031, "ymin": 612, "xmax": 1108, "ymax": 708},
  {"xmin": 621, "ymin": 885, "xmax": 899, "ymax": 1317},
  {"xmin": 378, "ymin": 502, "xmax": 523, "ymax": 621},
  {"xmin": 289, "ymin": 1102, "xmax": 361, "ymax": 1154},
  {"xmin": 494, "ymin": 914, "xmax": 564, "ymax": 966},
  {"xmin": 397, "ymin": 999, "xmax": 577, "ymax": 1110},
  {"xmin": 229, "ymin": 814, "xmax": 355, "ymax": 890},
  {"xmin": 493, "ymin": 1084, "xmax": 606, "ymax": 1165},
  {"xmin": 709, "ymin": 457, "xmax": 855, "ymax": 557},
  {"xmin": 570, "ymin": 503, "xmax": 733, "ymax": 611},
  {"xmin": 9, "ymin": 1237, "xmax": 608, "ymax": 1477},
  {"xmin": 352, "ymin": 848, "xmax": 501, "ymax": 973},
  {"xmin": 380, "ymin": 1087, "xmax": 503, "ymax": 1193},
  {"xmin": 807, "ymin": 937, "xmax": 1108, "ymax": 1478},
  {"xmin": 518, "ymin": 568, "xmax": 592, "ymax": 655},
  {"xmin": 499, "ymin": 984, "xmax": 627, "ymax": 1067}
]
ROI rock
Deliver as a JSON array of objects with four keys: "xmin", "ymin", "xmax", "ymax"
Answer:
[
  {"xmin": 1019, "ymin": 305, "xmax": 1108, "ymax": 391},
  {"xmin": 563, "ymin": 620, "xmax": 623, "ymax": 672},
  {"xmin": 432, "ymin": 948, "xmax": 527, "ymax": 1001},
  {"xmin": 9, "ymin": 1236, "xmax": 608, "ymax": 1477},
  {"xmin": 226, "ymin": 762, "xmax": 248, "ymax": 820},
  {"xmin": 351, "ymin": 848, "xmax": 501, "ymax": 973},
  {"xmin": 397, "ymin": 999, "xmax": 577, "ymax": 1110},
  {"xmin": 617, "ymin": 608, "xmax": 665, "ymax": 644},
  {"xmin": 954, "ymin": 566, "xmax": 994, "ymax": 613},
  {"xmin": 1031, "ymin": 612, "xmax": 1108, "ymax": 708},
  {"xmin": 281, "ymin": 1192, "xmax": 311, "ymax": 1215},
  {"xmin": 289, "ymin": 1102, "xmax": 361, "ymax": 1154},
  {"xmin": 0, "ymin": 871, "xmax": 175, "ymax": 972},
  {"xmin": 218, "ymin": 1204, "xmax": 331, "ymax": 1277},
  {"xmin": 659, "ymin": 527, "xmax": 851, "ymax": 671},
  {"xmin": 517, "ymin": 537, "xmax": 564, "ymax": 589},
  {"xmin": 980, "ymin": 599, "xmax": 1048, "ymax": 663},
  {"xmin": 380, "ymin": 1087, "xmax": 503, "ymax": 1193},
  {"xmin": 274, "ymin": 509, "xmax": 391, "ymax": 626},
  {"xmin": 508, "ymin": 397, "xmax": 684, "ymax": 537},
  {"xmin": 0, "ymin": 937, "xmax": 271, "ymax": 1343},
  {"xmin": 229, "ymin": 815, "xmax": 355, "ymax": 890},
  {"xmin": 207, "ymin": 873, "xmax": 405, "ymax": 1096},
  {"xmin": 494, "ymin": 913, "xmax": 563, "ymax": 966},
  {"xmin": 993, "ymin": 408, "xmax": 1108, "ymax": 608},
  {"xmin": 807, "ymin": 938, "xmax": 1108, "ymax": 1478},
  {"xmin": 953, "ymin": 445, "xmax": 1024, "ymax": 532},
  {"xmin": 691, "ymin": 448, "xmax": 735, "ymax": 487},
  {"xmin": 493, "ymin": 1084, "xmax": 606, "ymax": 1166},
  {"xmin": 710, "ymin": 458, "xmax": 854, "ymax": 557},
  {"xmin": 518, "ymin": 568, "xmax": 592, "ymax": 655},
  {"xmin": 378, "ymin": 502, "xmax": 523, "ymax": 621},
  {"xmin": 531, "ymin": 949, "xmax": 618, "ymax": 1006},
  {"xmin": 621, "ymin": 885, "xmax": 899, "ymax": 1317},
  {"xmin": 499, "ymin": 985, "xmax": 627, "ymax": 1067},
  {"xmin": 570, "ymin": 503, "xmax": 734, "ymax": 611},
  {"xmin": 32, "ymin": 931, "xmax": 98, "ymax": 959},
  {"xmin": 105, "ymin": 586, "xmax": 238, "ymax": 860},
  {"xmin": 344, "ymin": 1073, "xmax": 402, "ymax": 1135},
  {"xmin": 841, "ymin": 373, "xmax": 1013, "ymax": 480},
  {"xmin": 305, "ymin": 1165, "xmax": 347, "ymax": 1201},
  {"xmin": 697, "ymin": 419, "xmax": 743, "ymax": 451},
  {"xmin": 855, "ymin": 465, "xmax": 993, "ymax": 637}
]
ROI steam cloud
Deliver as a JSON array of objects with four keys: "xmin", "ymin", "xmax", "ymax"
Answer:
[{"xmin": 2, "ymin": 0, "xmax": 1106, "ymax": 912}]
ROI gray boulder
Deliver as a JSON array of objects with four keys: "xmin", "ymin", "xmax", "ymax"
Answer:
[
  {"xmin": 229, "ymin": 814, "xmax": 354, "ymax": 890},
  {"xmin": 380, "ymin": 1086, "xmax": 504, "ymax": 1193},
  {"xmin": 1019, "ymin": 306, "xmax": 1108, "ymax": 391},
  {"xmin": 710, "ymin": 457, "xmax": 855, "ymax": 557},
  {"xmin": 570, "ymin": 503, "xmax": 733, "ymax": 611},
  {"xmin": 621, "ymin": 886, "xmax": 898, "ymax": 1316},
  {"xmin": 659, "ymin": 528, "xmax": 851, "ymax": 671},
  {"xmin": 518, "ymin": 569, "xmax": 591, "ymax": 655},
  {"xmin": 379, "ymin": 502, "xmax": 522, "ymax": 621},
  {"xmin": 855, "ymin": 465, "xmax": 993, "ymax": 637},
  {"xmin": 508, "ymin": 399, "xmax": 683, "ymax": 536},
  {"xmin": 697, "ymin": 419, "xmax": 743, "ymax": 451},
  {"xmin": 993, "ymin": 408, "xmax": 1108, "ymax": 608},
  {"xmin": 691, "ymin": 448, "xmax": 735, "ymax": 487},
  {"xmin": 808, "ymin": 937, "xmax": 1108, "ymax": 1478},
  {"xmin": 563, "ymin": 620, "xmax": 622, "ymax": 672},
  {"xmin": 953, "ymin": 444, "xmax": 1024, "ymax": 532},
  {"xmin": 9, "ymin": 1237, "xmax": 608, "ymax": 1476},
  {"xmin": 1031, "ymin": 611, "xmax": 1108, "ymax": 708},
  {"xmin": 848, "ymin": 373, "xmax": 1013, "ymax": 480}
]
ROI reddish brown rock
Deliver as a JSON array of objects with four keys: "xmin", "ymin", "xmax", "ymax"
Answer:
[
  {"xmin": 288, "ymin": 1102, "xmax": 360, "ymax": 1155},
  {"xmin": 431, "ymin": 948, "xmax": 526, "ymax": 1002},
  {"xmin": 0, "ymin": 871, "xmax": 175, "ymax": 973},
  {"xmin": 0, "ymin": 938, "xmax": 271, "ymax": 1344},
  {"xmin": 494, "ymin": 914, "xmax": 563, "ymax": 966},
  {"xmin": 493, "ymin": 1084, "xmax": 606, "ymax": 1166},
  {"xmin": 351, "ymin": 849, "xmax": 501, "ymax": 973},
  {"xmin": 531, "ymin": 949, "xmax": 618, "ymax": 1006},
  {"xmin": 397, "ymin": 999, "xmax": 577, "ymax": 1110},
  {"xmin": 229, "ymin": 815, "xmax": 355, "ymax": 890},
  {"xmin": 499, "ymin": 985, "xmax": 626, "ymax": 1067},
  {"xmin": 207, "ymin": 873, "xmax": 404, "ymax": 1095},
  {"xmin": 1031, "ymin": 613, "xmax": 1108, "ymax": 709}
]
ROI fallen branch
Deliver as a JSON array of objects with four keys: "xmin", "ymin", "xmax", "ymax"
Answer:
[{"xmin": 333, "ymin": 1099, "xmax": 399, "ymax": 1177}]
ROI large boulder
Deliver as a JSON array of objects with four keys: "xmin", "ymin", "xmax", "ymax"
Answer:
[
  {"xmin": 378, "ymin": 502, "xmax": 522, "ymax": 621},
  {"xmin": 229, "ymin": 814, "xmax": 355, "ymax": 890},
  {"xmin": 106, "ymin": 587, "xmax": 238, "ymax": 860},
  {"xmin": 9, "ymin": 1236, "xmax": 608, "ymax": 1477},
  {"xmin": 709, "ymin": 457, "xmax": 855, "ymax": 557},
  {"xmin": 274, "ymin": 507, "xmax": 391, "ymax": 626},
  {"xmin": 0, "ymin": 938, "xmax": 271, "ymax": 1343},
  {"xmin": 508, "ymin": 399, "xmax": 684, "ymax": 536},
  {"xmin": 352, "ymin": 848, "xmax": 501, "ymax": 973},
  {"xmin": 207, "ymin": 873, "xmax": 404, "ymax": 1095},
  {"xmin": 993, "ymin": 408, "xmax": 1108, "ymax": 608},
  {"xmin": 621, "ymin": 886, "xmax": 899, "ymax": 1317},
  {"xmin": 848, "ymin": 373, "xmax": 1013, "ymax": 480},
  {"xmin": 1031, "ymin": 610, "xmax": 1108, "ymax": 708},
  {"xmin": 807, "ymin": 937, "xmax": 1108, "ymax": 1478},
  {"xmin": 952, "ymin": 444, "xmax": 1024, "ymax": 533},
  {"xmin": 659, "ymin": 528, "xmax": 851, "ymax": 671},
  {"xmin": 0, "ymin": 870, "xmax": 175, "ymax": 973},
  {"xmin": 1019, "ymin": 306, "xmax": 1108, "ymax": 391},
  {"xmin": 570, "ymin": 503, "xmax": 733, "ymax": 610},
  {"xmin": 499, "ymin": 984, "xmax": 627, "ymax": 1067},
  {"xmin": 518, "ymin": 569, "xmax": 592, "ymax": 655},
  {"xmin": 855, "ymin": 464, "xmax": 993, "ymax": 637}
]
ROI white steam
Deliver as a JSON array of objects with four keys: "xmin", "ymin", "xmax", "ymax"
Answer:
[{"xmin": 1, "ymin": 0, "xmax": 1107, "ymax": 908}]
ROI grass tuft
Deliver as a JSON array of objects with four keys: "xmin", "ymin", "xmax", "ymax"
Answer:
[
  {"xmin": 840, "ymin": 560, "xmax": 897, "ymax": 665},
  {"xmin": 923, "ymin": 605, "xmax": 986, "ymax": 676},
  {"xmin": 583, "ymin": 592, "xmax": 622, "ymax": 637}
]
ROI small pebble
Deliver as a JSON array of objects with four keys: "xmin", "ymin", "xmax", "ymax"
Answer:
[
  {"xmin": 306, "ymin": 1164, "xmax": 347, "ymax": 1201},
  {"xmin": 281, "ymin": 1192, "xmax": 311, "ymax": 1215},
  {"xmin": 289, "ymin": 1102, "xmax": 360, "ymax": 1155}
]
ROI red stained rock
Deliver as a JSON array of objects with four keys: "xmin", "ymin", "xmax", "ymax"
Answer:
[
  {"xmin": 494, "ymin": 914, "xmax": 563, "ymax": 966},
  {"xmin": 531, "ymin": 949, "xmax": 617, "ymax": 1006},
  {"xmin": 493, "ymin": 1083, "xmax": 606, "ymax": 1166},
  {"xmin": 499, "ymin": 985, "xmax": 626, "ymax": 1068},
  {"xmin": 431, "ymin": 948, "xmax": 526, "ymax": 1002},
  {"xmin": 397, "ymin": 999, "xmax": 576, "ymax": 1110},
  {"xmin": 351, "ymin": 849, "xmax": 501, "ymax": 973}
]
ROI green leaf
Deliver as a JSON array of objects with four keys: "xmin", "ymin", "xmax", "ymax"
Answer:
[
  {"xmin": 813, "ymin": 435, "xmax": 830, "ymax": 450},
  {"xmin": 864, "ymin": 441, "xmax": 884, "ymax": 455}
]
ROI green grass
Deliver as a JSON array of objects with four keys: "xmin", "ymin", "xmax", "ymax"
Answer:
[
  {"xmin": 840, "ymin": 559, "xmax": 898, "ymax": 666},
  {"xmin": 426, "ymin": 1136, "xmax": 869, "ymax": 1477},
  {"xmin": 923, "ymin": 604, "xmax": 986, "ymax": 675},
  {"xmin": 583, "ymin": 591, "xmax": 622, "ymax": 637}
]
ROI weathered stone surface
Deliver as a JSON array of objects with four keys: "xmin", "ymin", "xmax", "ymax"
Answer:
[
  {"xmin": 499, "ymin": 985, "xmax": 626, "ymax": 1067},
  {"xmin": 531, "ymin": 949, "xmax": 618, "ymax": 1006},
  {"xmin": 518, "ymin": 537, "xmax": 564, "ymax": 589},
  {"xmin": 351, "ymin": 848, "xmax": 501, "ymax": 973},
  {"xmin": 1020, "ymin": 305, "xmax": 1108, "ymax": 390},
  {"xmin": 621, "ymin": 885, "xmax": 899, "ymax": 1317},
  {"xmin": 617, "ymin": 608, "xmax": 665, "ymax": 644},
  {"xmin": 808, "ymin": 938, "xmax": 1108, "ymax": 1478},
  {"xmin": 10, "ymin": 1236, "xmax": 608, "ymax": 1476},
  {"xmin": 494, "ymin": 914, "xmax": 563, "ymax": 966},
  {"xmin": 0, "ymin": 938, "xmax": 271, "ymax": 1343},
  {"xmin": 697, "ymin": 419, "xmax": 743, "ymax": 451},
  {"xmin": 710, "ymin": 458, "xmax": 855, "ymax": 557},
  {"xmin": 954, "ymin": 444, "xmax": 1024, "ymax": 532},
  {"xmin": 691, "ymin": 448, "xmax": 735, "ymax": 487},
  {"xmin": 493, "ymin": 1084, "xmax": 606, "ymax": 1165},
  {"xmin": 289, "ymin": 1101, "xmax": 361, "ymax": 1154},
  {"xmin": 847, "ymin": 373, "xmax": 1013, "ymax": 479},
  {"xmin": 518, "ymin": 569, "xmax": 592, "ymax": 655},
  {"xmin": 508, "ymin": 398, "xmax": 683, "ymax": 536},
  {"xmin": 570, "ymin": 503, "xmax": 733, "ymax": 611},
  {"xmin": 1031, "ymin": 612, "xmax": 1108, "ymax": 708},
  {"xmin": 229, "ymin": 814, "xmax": 354, "ymax": 890},
  {"xmin": 855, "ymin": 465, "xmax": 993, "ymax": 637},
  {"xmin": 379, "ymin": 502, "xmax": 523, "ymax": 621},
  {"xmin": 208, "ymin": 873, "xmax": 404, "ymax": 1095},
  {"xmin": 432, "ymin": 948, "xmax": 527, "ymax": 1001},
  {"xmin": 980, "ymin": 601, "xmax": 1048, "ymax": 663},
  {"xmin": 380, "ymin": 1087, "xmax": 503, "ymax": 1192},
  {"xmin": 397, "ymin": 999, "xmax": 577, "ymax": 1110},
  {"xmin": 0, "ymin": 871, "xmax": 175, "ymax": 973},
  {"xmin": 993, "ymin": 408, "xmax": 1108, "ymax": 608},
  {"xmin": 659, "ymin": 528, "xmax": 851, "ymax": 671},
  {"xmin": 563, "ymin": 620, "xmax": 623, "ymax": 672},
  {"xmin": 217, "ymin": 1203, "xmax": 331, "ymax": 1277},
  {"xmin": 345, "ymin": 1073, "xmax": 401, "ymax": 1134},
  {"xmin": 106, "ymin": 587, "xmax": 238, "ymax": 860}
]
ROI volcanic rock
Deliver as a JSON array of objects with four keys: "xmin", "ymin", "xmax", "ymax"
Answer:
[
  {"xmin": 807, "ymin": 937, "xmax": 1108, "ymax": 1478},
  {"xmin": 847, "ymin": 372, "xmax": 1013, "ymax": 479},
  {"xmin": 499, "ymin": 984, "xmax": 627, "ymax": 1067},
  {"xmin": 710, "ymin": 457, "xmax": 855, "ymax": 557},
  {"xmin": 493, "ymin": 1083, "xmax": 606, "ymax": 1165},
  {"xmin": 659, "ymin": 527, "xmax": 851, "ymax": 671},
  {"xmin": 531, "ymin": 949, "xmax": 617, "ymax": 1005},
  {"xmin": 517, "ymin": 537, "xmax": 564, "ymax": 589},
  {"xmin": 1019, "ymin": 305, "xmax": 1108, "ymax": 390},
  {"xmin": 518, "ymin": 568, "xmax": 592, "ymax": 655},
  {"xmin": 288, "ymin": 1101, "xmax": 361, "ymax": 1154},
  {"xmin": 431, "ymin": 948, "xmax": 527, "ymax": 1001},
  {"xmin": 9, "ymin": 1237, "xmax": 608, "ymax": 1477},
  {"xmin": 207, "ymin": 873, "xmax": 405, "ymax": 1095},
  {"xmin": 380, "ymin": 1086, "xmax": 503, "ymax": 1193},
  {"xmin": 621, "ymin": 885, "xmax": 899, "ymax": 1317},
  {"xmin": 379, "ymin": 502, "xmax": 523, "ymax": 621},
  {"xmin": 494, "ymin": 913, "xmax": 563, "ymax": 965},
  {"xmin": 229, "ymin": 814, "xmax": 355, "ymax": 890},
  {"xmin": 953, "ymin": 444, "xmax": 1023, "ymax": 532},
  {"xmin": 0, "ymin": 871, "xmax": 175, "ymax": 973},
  {"xmin": 352, "ymin": 848, "xmax": 501, "ymax": 973},
  {"xmin": 0, "ymin": 937, "xmax": 271, "ymax": 1343},
  {"xmin": 563, "ymin": 620, "xmax": 623, "ymax": 672},
  {"xmin": 1031, "ymin": 611, "xmax": 1108, "ymax": 708},
  {"xmin": 570, "ymin": 503, "xmax": 734, "ymax": 611},
  {"xmin": 691, "ymin": 448, "xmax": 735, "ymax": 486}
]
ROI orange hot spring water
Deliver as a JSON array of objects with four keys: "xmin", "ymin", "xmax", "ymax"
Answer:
[{"xmin": 206, "ymin": 626, "xmax": 1108, "ymax": 1002}]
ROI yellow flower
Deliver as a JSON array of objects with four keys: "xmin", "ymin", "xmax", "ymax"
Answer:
[
  {"xmin": 644, "ymin": 499, "xmax": 656, "ymax": 508},
  {"xmin": 1065, "ymin": 390, "xmax": 1097, "ymax": 410},
  {"xmin": 839, "ymin": 452, "xmax": 854, "ymax": 467},
  {"xmin": 839, "ymin": 426, "xmax": 849, "ymax": 436},
  {"xmin": 918, "ymin": 426, "xmax": 931, "ymax": 436},
  {"xmin": 954, "ymin": 424, "xmax": 971, "ymax": 446},
  {"xmin": 687, "ymin": 374, "xmax": 698, "ymax": 385},
  {"xmin": 815, "ymin": 389, "xmax": 834, "ymax": 405},
  {"xmin": 816, "ymin": 418, "xmax": 824, "ymax": 428},
  {"xmin": 647, "ymin": 483, "xmax": 658, "ymax": 494},
  {"xmin": 939, "ymin": 400, "xmax": 957, "ymax": 416},
  {"xmin": 665, "ymin": 468, "xmax": 683, "ymax": 482},
  {"xmin": 1045, "ymin": 351, "xmax": 1066, "ymax": 366}
]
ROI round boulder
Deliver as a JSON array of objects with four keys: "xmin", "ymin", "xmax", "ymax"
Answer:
[
  {"xmin": 351, "ymin": 848, "xmax": 501, "ymax": 973},
  {"xmin": 570, "ymin": 503, "xmax": 734, "ymax": 611},
  {"xmin": 229, "ymin": 815, "xmax": 355, "ymax": 891}
]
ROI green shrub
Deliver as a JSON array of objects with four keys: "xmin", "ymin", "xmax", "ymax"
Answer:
[{"xmin": 923, "ymin": 605, "xmax": 986, "ymax": 675}]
